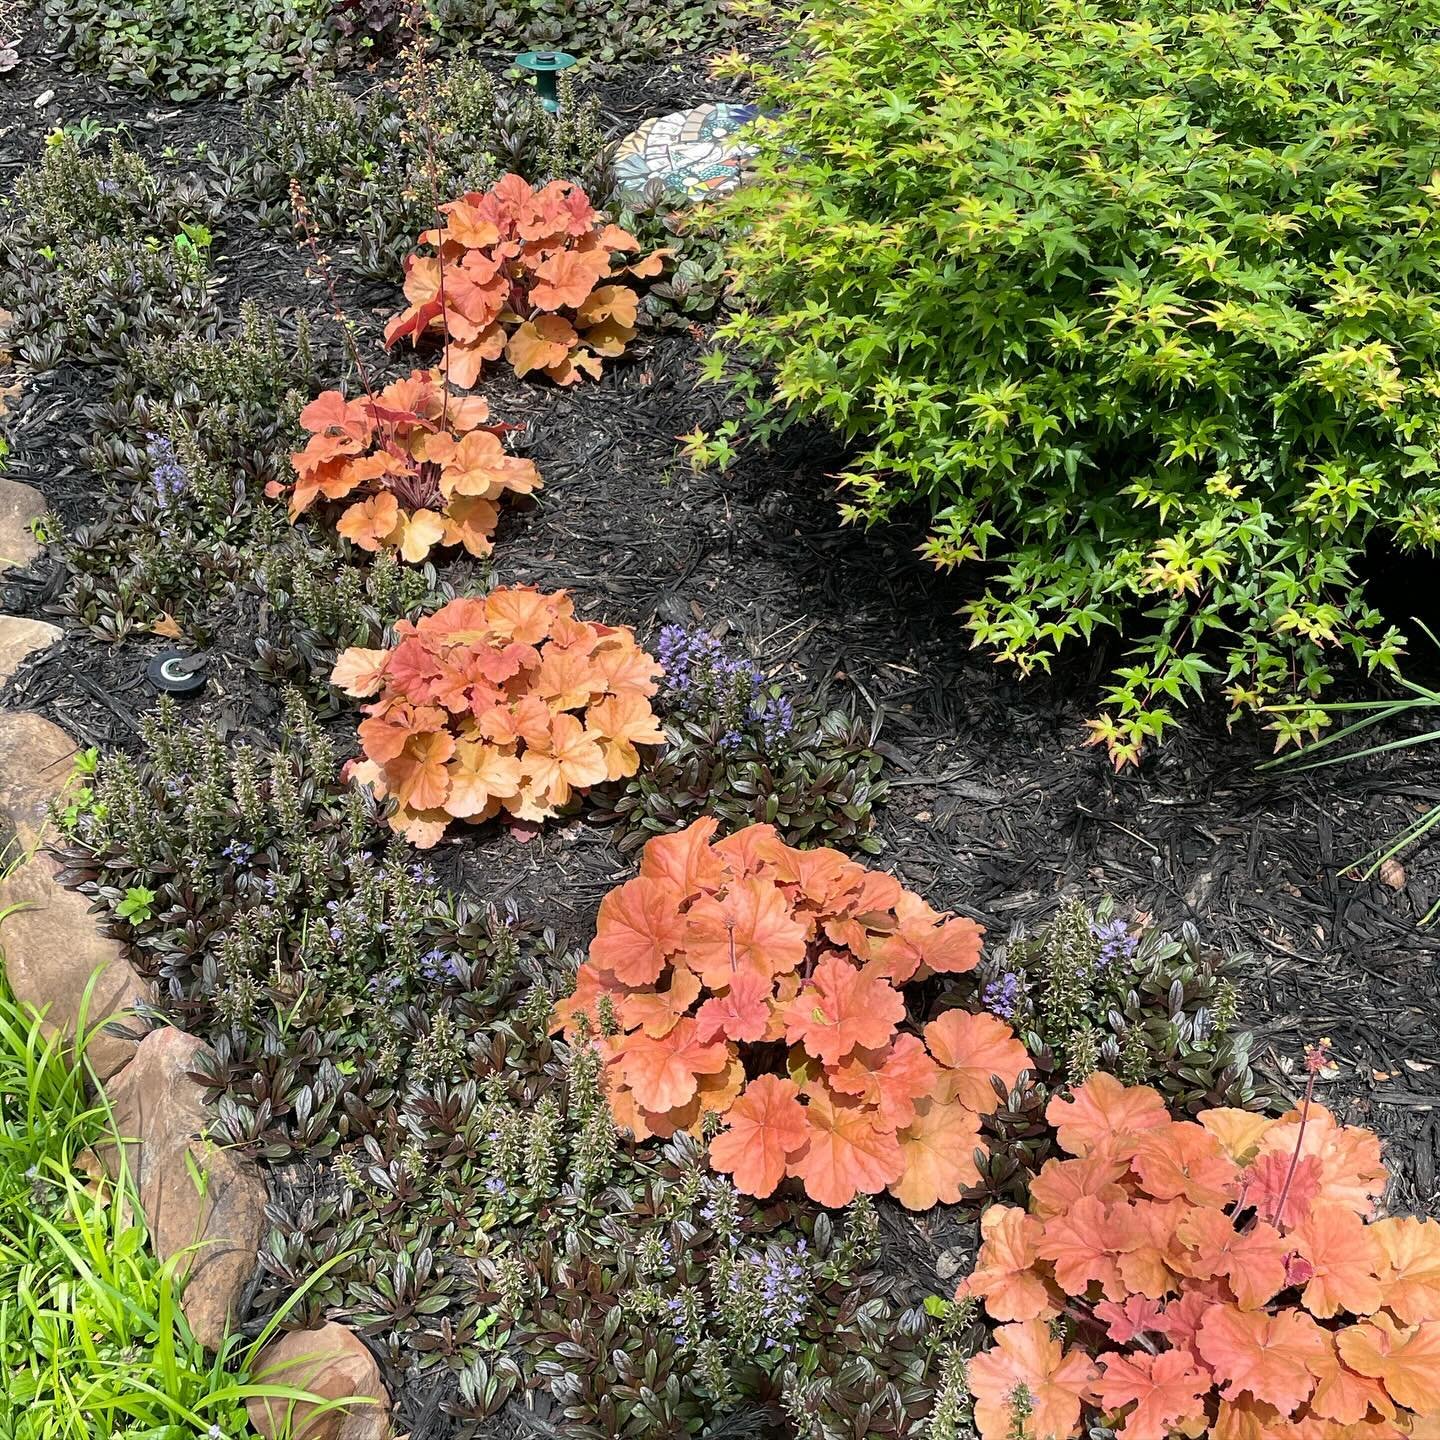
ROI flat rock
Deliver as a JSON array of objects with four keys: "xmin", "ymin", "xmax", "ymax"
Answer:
[
  {"xmin": 0, "ymin": 476, "xmax": 45, "ymax": 573},
  {"xmin": 0, "ymin": 708, "xmax": 77, "ymax": 852},
  {"xmin": 0, "ymin": 617, "xmax": 59, "ymax": 688},
  {"xmin": 103, "ymin": 1027, "xmax": 267, "ymax": 1350},
  {"xmin": 247, "ymin": 1324, "xmax": 392, "ymax": 1440},
  {"xmin": 0, "ymin": 850, "xmax": 148, "ymax": 1080}
]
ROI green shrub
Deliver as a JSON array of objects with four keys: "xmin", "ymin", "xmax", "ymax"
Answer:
[{"xmin": 715, "ymin": 0, "xmax": 1440, "ymax": 762}]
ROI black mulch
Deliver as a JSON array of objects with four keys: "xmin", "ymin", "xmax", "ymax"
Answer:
[{"xmin": 3, "ymin": 14, "xmax": 1440, "ymax": 1427}]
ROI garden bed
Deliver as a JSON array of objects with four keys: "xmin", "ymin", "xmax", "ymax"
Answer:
[{"xmin": 3, "ymin": 5, "xmax": 1440, "ymax": 1437}]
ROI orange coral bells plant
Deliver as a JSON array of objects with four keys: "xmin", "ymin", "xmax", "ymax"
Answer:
[
  {"xmin": 383, "ymin": 174, "xmax": 667, "ymax": 387},
  {"xmin": 270, "ymin": 368, "xmax": 542, "ymax": 564},
  {"xmin": 331, "ymin": 587, "xmax": 664, "ymax": 847},
  {"xmin": 553, "ymin": 818, "xmax": 1032, "ymax": 1210},
  {"xmin": 959, "ymin": 1063, "xmax": 1440, "ymax": 1440}
]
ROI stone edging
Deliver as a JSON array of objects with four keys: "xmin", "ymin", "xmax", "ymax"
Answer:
[{"xmin": 0, "ymin": 707, "xmax": 391, "ymax": 1438}]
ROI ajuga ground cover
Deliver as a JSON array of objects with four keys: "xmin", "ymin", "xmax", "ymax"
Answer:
[{"xmin": 713, "ymin": 0, "xmax": 1440, "ymax": 766}]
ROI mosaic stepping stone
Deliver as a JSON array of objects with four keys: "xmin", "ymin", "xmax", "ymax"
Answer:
[{"xmin": 614, "ymin": 101, "xmax": 761, "ymax": 203}]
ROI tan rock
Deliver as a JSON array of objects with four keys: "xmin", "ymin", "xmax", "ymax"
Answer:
[
  {"xmin": 0, "ymin": 476, "xmax": 46, "ymax": 573},
  {"xmin": 247, "ymin": 1324, "xmax": 392, "ymax": 1440},
  {"xmin": 0, "ymin": 850, "xmax": 149, "ymax": 1080},
  {"xmin": 0, "ymin": 616, "xmax": 60, "ymax": 688},
  {"xmin": 0, "ymin": 708, "xmax": 77, "ymax": 852},
  {"xmin": 103, "ymin": 1027, "xmax": 268, "ymax": 1351}
]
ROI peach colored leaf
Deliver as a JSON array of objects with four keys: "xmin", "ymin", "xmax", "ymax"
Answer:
[
  {"xmin": 923, "ymin": 1010, "xmax": 1032, "ymax": 1115},
  {"xmin": 585, "ymin": 692, "xmax": 666, "ymax": 779},
  {"xmin": 444, "ymin": 740, "xmax": 522, "ymax": 819},
  {"xmin": 638, "ymin": 817, "xmax": 727, "ymax": 900},
  {"xmin": 1035, "ymin": 1194, "xmax": 1128, "ymax": 1300},
  {"xmin": 1244, "ymin": 1151, "xmax": 1323, "ymax": 1229},
  {"xmin": 827, "ymin": 1033, "xmax": 939, "ymax": 1130},
  {"xmin": 589, "ymin": 874, "xmax": 687, "ymax": 984},
  {"xmin": 1125, "ymin": 1119, "xmax": 1239, "ymax": 1208},
  {"xmin": 870, "ymin": 891, "xmax": 984, "ymax": 982},
  {"xmin": 529, "ymin": 247, "xmax": 610, "ymax": 310},
  {"xmin": 543, "ymin": 349, "xmax": 605, "ymax": 386},
  {"xmin": 1093, "ymin": 1295, "xmax": 1166, "ymax": 1345},
  {"xmin": 1305, "ymin": 1333, "xmax": 1397, "ymax": 1427},
  {"xmin": 506, "ymin": 315, "xmax": 579, "ymax": 377},
  {"xmin": 959, "ymin": 1205, "xmax": 1059, "ymax": 1322},
  {"xmin": 684, "ymin": 876, "xmax": 809, "ymax": 987},
  {"xmin": 890, "ymin": 1097, "xmax": 984, "ymax": 1210},
  {"xmin": 440, "ymin": 494, "xmax": 501, "ymax": 558},
  {"xmin": 1175, "ymin": 1207, "xmax": 1288, "ymax": 1310},
  {"xmin": 336, "ymin": 491, "xmax": 400, "ymax": 551},
  {"xmin": 615, "ymin": 1017, "xmax": 730, "ymax": 1113},
  {"xmin": 1336, "ymin": 1314, "xmax": 1440, "ymax": 1415},
  {"xmin": 783, "ymin": 954, "xmax": 905, "ymax": 1065},
  {"xmin": 1028, "ymin": 1153, "xmax": 1131, "ymax": 1221},
  {"xmin": 388, "ymin": 731, "xmax": 456, "ymax": 811},
  {"xmin": 1088, "ymin": 1350, "xmax": 1209, "ymax": 1440},
  {"xmin": 620, "ymin": 964, "xmax": 703, "ymax": 1039},
  {"xmin": 1199, "ymin": 1108, "xmax": 1275, "ymax": 1165},
  {"xmin": 581, "ymin": 318, "xmax": 637, "ymax": 358},
  {"xmin": 331, "ymin": 647, "xmax": 390, "ymax": 698},
  {"xmin": 967, "ymin": 1320, "xmax": 1097, "ymax": 1440},
  {"xmin": 786, "ymin": 1085, "xmax": 903, "ymax": 1208},
  {"xmin": 576, "ymin": 283, "xmax": 639, "ymax": 328},
  {"xmin": 391, "ymin": 507, "xmax": 448, "ymax": 563},
  {"xmin": 1290, "ymin": 1202, "xmax": 1384, "ymax": 1319},
  {"xmin": 709, "ymin": 1074, "xmax": 808, "ymax": 1199},
  {"xmin": 1196, "ymin": 1303, "xmax": 1327, "ymax": 1415},
  {"xmin": 1255, "ymin": 1105, "xmax": 1388, "ymax": 1219},
  {"xmin": 1371, "ymin": 1216, "xmax": 1440, "ymax": 1325},
  {"xmin": 1044, "ymin": 1073, "xmax": 1170, "ymax": 1159},
  {"xmin": 694, "ymin": 968, "xmax": 773, "ymax": 1044}
]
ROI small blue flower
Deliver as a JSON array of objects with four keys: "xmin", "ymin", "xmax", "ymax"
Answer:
[
  {"xmin": 983, "ymin": 972, "xmax": 1023, "ymax": 1020},
  {"xmin": 1090, "ymin": 917, "xmax": 1138, "ymax": 970}
]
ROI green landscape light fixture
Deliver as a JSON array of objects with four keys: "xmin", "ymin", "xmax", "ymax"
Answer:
[{"xmin": 514, "ymin": 50, "xmax": 577, "ymax": 112}]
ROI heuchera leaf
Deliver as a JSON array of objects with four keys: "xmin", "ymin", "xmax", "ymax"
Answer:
[
  {"xmin": 960, "ymin": 1075, "xmax": 1440, "ymax": 1440},
  {"xmin": 385, "ymin": 175, "xmax": 666, "ymax": 387},
  {"xmin": 556, "ymin": 819, "xmax": 1028, "ymax": 1209},
  {"xmin": 276, "ymin": 367, "xmax": 540, "ymax": 563},
  {"xmin": 335, "ymin": 587, "xmax": 662, "ymax": 846}
]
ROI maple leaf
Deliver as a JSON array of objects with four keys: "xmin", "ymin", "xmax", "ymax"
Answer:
[
  {"xmin": 694, "ymin": 968, "xmax": 773, "ymax": 1044},
  {"xmin": 1045, "ymin": 1073, "xmax": 1170, "ymax": 1159},
  {"xmin": 1035, "ymin": 1194, "xmax": 1128, "ymax": 1300},
  {"xmin": 923, "ymin": 1010, "xmax": 1032, "ymax": 1114},
  {"xmin": 1089, "ymin": 1350, "xmax": 1209, "ymax": 1440},
  {"xmin": 684, "ymin": 876, "xmax": 809, "ymax": 987},
  {"xmin": 1371, "ymin": 1216, "xmax": 1440, "ymax": 1325},
  {"xmin": 614, "ymin": 1017, "xmax": 730, "ymax": 1113},
  {"xmin": 589, "ymin": 875, "xmax": 687, "ymax": 984},
  {"xmin": 1196, "ymin": 1303, "xmax": 1327, "ymax": 1415},
  {"xmin": 959, "ymin": 1205, "xmax": 1060, "ymax": 1322},
  {"xmin": 890, "ymin": 1096, "xmax": 985, "ymax": 1210},
  {"xmin": 1290, "ymin": 1202, "xmax": 1384, "ymax": 1319},
  {"xmin": 709, "ymin": 1074, "xmax": 808, "ymax": 1198},
  {"xmin": 1335, "ymin": 1314, "xmax": 1440, "ymax": 1414},
  {"xmin": 967, "ymin": 1320, "xmax": 1097, "ymax": 1440},
  {"xmin": 783, "ymin": 954, "xmax": 905, "ymax": 1065},
  {"xmin": 1125, "ymin": 1119, "xmax": 1239, "ymax": 1208},
  {"xmin": 785, "ymin": 1084, "xmax": 903, "ymax": 1208},
  {"xmin": 1175, "ymin": 1206, "xmax": 1288, "ymax": 1310}
]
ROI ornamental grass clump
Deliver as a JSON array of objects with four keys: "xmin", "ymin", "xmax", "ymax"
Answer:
[
  {"xmin": 717, "ymin": 0, "xmax": 1440, "ymax": 763},
  {"xmin": 958, "ymin": 1061, "xmax": 1440, "ymax": 1440},
  {"xmin": 555, "ymin": 817, "xmax": 1032, "ymax": 1209}
]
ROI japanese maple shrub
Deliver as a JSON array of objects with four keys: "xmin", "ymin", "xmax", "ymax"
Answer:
[
  {"xmin": 268, "ymin": 367, "xmax": 541, "ymax": 563},
  {"xmin": 333, "ymin": 586, "xmax": 665, "ymax": 846},
  {"xmin": 716, "ymin": 0, "xmax": 1440, "ymax": 762},
  {"xmin": 958, "ymin": 1062, "xmax": 1440, "ymax": 1439},
  {"xmin": 385, "ymin": 173, "xmax": 667, "ymax": 386},
  {"xmin": 556, "ymin": 817, "xmax": 1036, "ymax": 1209}
]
